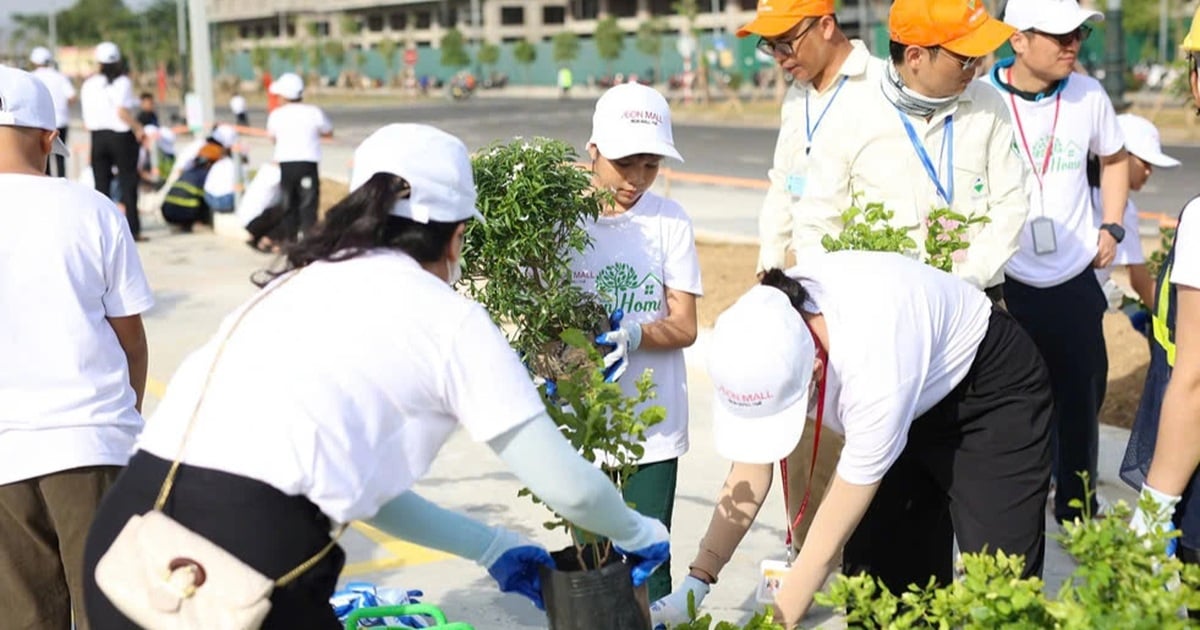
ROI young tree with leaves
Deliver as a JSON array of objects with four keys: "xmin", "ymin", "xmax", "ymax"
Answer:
[
  {"xmin": 636, "ymin": 19, "xmax": 666, "ymax": 84},
  {"xmin": 441, "ymin": 28, "xmax": 472, "ymax": 70},
  {"xmin": 378, "ymin": 38, "xmax": 398, "ymax": 86},
  {"xmin": 513, "ymin": 39, "xmax": 538, "ymax": 84},
  {"xmin": 478, "ymin": 41, "xmax": 501, "ymax": 75},
  {"xmin": 595, "ymin": 17, "xmax": 625, "ymax": 76},
  {"xmin": 552, "ymin": 31, "xmax": 581, "ymax": 65}
]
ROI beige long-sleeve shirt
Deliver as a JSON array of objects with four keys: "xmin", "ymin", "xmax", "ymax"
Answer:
[
  {"xmin": 756, "ymin": 41, "xmax": 887, "ymax": 274},
  {"xmin": 792, "ymin": 76, "xmax": 1031, "ymax": 290}
]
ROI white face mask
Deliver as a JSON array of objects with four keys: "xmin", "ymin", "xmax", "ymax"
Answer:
[{"xmin": 446, "ymin": 256, "xmax": 462, "ymax": 286}]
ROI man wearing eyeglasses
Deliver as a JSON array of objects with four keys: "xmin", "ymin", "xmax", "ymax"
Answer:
[
  {"xmin": 741, "ymin": 0, "xmax": 886, "ymax": 277},
  {"xmin": 985, "ymin": 0, "xmax": 1129, "ymax": 527},
  {"xmin": 789, "ymin": 0, "xmax": 1028, "ymax": 300}
]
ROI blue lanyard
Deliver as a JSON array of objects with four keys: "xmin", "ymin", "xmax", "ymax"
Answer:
[
  {"xmin": 896, "ymin": 109, "xmax": 954, "ymax": 206},
  {"xmin": 804, "ymin": 76, "xmax": 849, "ymax": 155}
]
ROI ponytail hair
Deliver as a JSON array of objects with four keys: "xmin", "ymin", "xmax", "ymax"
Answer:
[
  {"xmin": 100, "ymin": 61, "xmax": 124, "ymax": 83},
  {"xmin": 253, "ymin": 172, "xmax": 463, "ymax": 287},
  {"xmin": 759, "ymin": 268, "xmax": 811, "ymax": 312}
]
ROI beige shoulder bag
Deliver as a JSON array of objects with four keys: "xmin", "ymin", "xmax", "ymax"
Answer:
[{"xmin": 95, "ymin": 274, "xmax": 347, "ymax": 629}]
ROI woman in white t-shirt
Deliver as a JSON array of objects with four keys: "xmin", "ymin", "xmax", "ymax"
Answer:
[
  {"xmin": 80, "ymin": 42, "xmax": 145, "ymax": 240},
  {"xmin": 683, "ymin": 254, "xmax": 1052, "ymax": 627},
  {"xmin": 83, "ymin": 124, "xmax": 670, "ymax": 628},
  {"xmin": 571, "ymin": 83, "xmax": 703, "ymax": 602}
]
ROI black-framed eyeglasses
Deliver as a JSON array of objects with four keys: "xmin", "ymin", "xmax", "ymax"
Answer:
[
  {"xmin": 931, "ymin": 47, "xmax": 980, "ymax": 71},
  {"xmin": 1026, "ymin": 25, "xmax": 1093, "ymax": 47},
  {"xmin": 756, "ymin": 17, "xmax": 820, "ymax": 58}
]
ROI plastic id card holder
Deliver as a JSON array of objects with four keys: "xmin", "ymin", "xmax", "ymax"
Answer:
[
  {"xmin": 786, "ymin": 175, "xmax": 807, "ymax": 197},
  {"xmin": 756, "ymin": 559, "xmax": 790, "ymax": 604},
  {"xmin": 1030, "ymin": 217, "xmax": 1057, "ymax": 256}
]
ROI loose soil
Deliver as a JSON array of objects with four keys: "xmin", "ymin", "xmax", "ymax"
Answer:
[{"xmin": 320, "ymin": 179, "xmax": 1150, "ymax": 429}]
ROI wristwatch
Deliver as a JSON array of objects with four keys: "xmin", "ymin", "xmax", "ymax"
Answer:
[{"xmin": 1100, "ymin": 223, "xmax": 1126, "ymax": 243}]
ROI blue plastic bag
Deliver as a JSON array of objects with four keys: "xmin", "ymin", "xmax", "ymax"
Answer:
[{"xmin": 331, "ymin": 582, "xmax": 431, "ymax": 628}]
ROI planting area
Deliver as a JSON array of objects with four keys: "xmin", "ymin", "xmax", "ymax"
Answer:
[{"xmin": 319, "ymin": 180, "xmax": 1151, "ymax": 430}]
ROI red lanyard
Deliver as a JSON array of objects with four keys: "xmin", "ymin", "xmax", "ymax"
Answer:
[
  {"xmin": 778, "ymin": 325, "xmax": 829, "ymax": 552},
  {"xmin": 1007, "ymin": 67, "xmax": 1062, "ymax": 193}
]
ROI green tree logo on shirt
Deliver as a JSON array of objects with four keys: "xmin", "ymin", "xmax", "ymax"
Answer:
[
  {"xmin": 595, "ymin": 262, "xmax": 663, "ymax": 314},
  {"xmin": 1030, "ymin": 136, "xmax": 1085, "ymax": 173}
]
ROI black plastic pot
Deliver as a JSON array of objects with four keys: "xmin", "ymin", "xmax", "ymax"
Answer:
[{"xmin": 539, "ymin": 545, "xmax": 650, "ymax": 630}]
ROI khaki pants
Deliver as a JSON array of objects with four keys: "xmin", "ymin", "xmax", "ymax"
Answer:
[
  {"xmin": 783, "ymin": 420, "xmax": 844, "ymax": 555},
  {"xmin": 0, "ymin": 466, "xmax": 120, "ymax": 630}
]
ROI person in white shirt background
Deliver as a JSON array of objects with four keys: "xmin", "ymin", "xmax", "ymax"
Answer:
[
  {"xmin": 0, "ymin": 65, "xmax": 153, "ymax": 630},
  {"xmin": 986, "ymin": 0, "xmax": 1129, "ymax": 525},
  {"xmin": 571, "ymin": 83, "xmax": 703, "ymax": 603},
  {"xmin": 266, "ymin": 72, "xmax": 333, "ymax": 243},
  {"xmin": 28, "ymin": 46, "xmax": 77, "ymax": 178},
  {"xmin": 693, "ymin": 254, "xmax": 1051, "ymax": 628},
  {"xmin": 83, "ymin": 124, "xmax": 670, "ymax": 629},
  {"xmin": 1118, "ymin": 13, "xmax": 1200, "ymax": 619},
  {"xmin": 791, "ymin": 0, "xmax": 1028, "ymax": 302},
  {"xmin": 1087, "ymin": 114, "xmax": 1181, "ymax": 331},
  {"xmin": 230, "ymin": 91, "xmax": 248, "ymax": 126},
  {"xmin": 80, "ymin": 41, "xmax": 147, "ymax": 241}
]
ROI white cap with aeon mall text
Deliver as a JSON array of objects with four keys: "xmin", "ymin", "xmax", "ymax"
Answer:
[
  {"xmin": 589, "ymin": 83, "xmax": 684, "ymax": 162},
  {"xmin": 708, "ymin": 284, "xmax": 818, "ymax": 465},
  {"xmin": 0, "ymin": 65, "xmax": 70, "ymax": 157},
  {"xmin": 350, "ymin": 123, "xmax": 484, "ymax": 224},
  {"xmin": 1118, "ymin": 114, "xmax": 1181, "ymax": 168},
  {"xmin": 1003, "ymin": 0, "xmax": 1102, "ymax": 34}
]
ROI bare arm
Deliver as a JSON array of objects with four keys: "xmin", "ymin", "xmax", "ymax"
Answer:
[
  {"xmin": 1095, "ymin": 150, "xmax": 1130, "ymax": 268},
  {"xmin": 117, "ymin": 108, "xmax": 144, "ymax": 141},
  {"xmin": 775, "ymin": 475, "xmax": 879, "ymax": 627},
  {"xmin": 107, "ymin": 314, "xmax": 148, "ymax": 413},
  {"xmin": 688, "ymin": 461, "xmax": 774, "ymax": 584},
  {"xmin": 1144, "ymin": 286, "xmax": 1200, "ymax": 495},
  {"xmin": 640, "ymin": 288, "xmax": 697, "ymax": 350},
  {"xmin": 1129, "ymin": 263, "xmax": 1157, "ymax": 310}
]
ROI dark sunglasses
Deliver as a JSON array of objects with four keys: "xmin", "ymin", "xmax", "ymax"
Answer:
[
  {"xmin": 756, "ymin": 17, "xmax": 821, "ymax": 58},
  {"xmin": 1026, "ymin": 25, "xmax": 1093, "ymax": 46}
]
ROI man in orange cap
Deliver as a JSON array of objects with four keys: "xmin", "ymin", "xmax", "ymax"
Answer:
[{"xmin": 791, "ymin": 0, "xmax": 1028, "ymax": 301}]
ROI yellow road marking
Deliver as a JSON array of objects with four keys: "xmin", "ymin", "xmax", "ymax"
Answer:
[{"xmin": 341, "ymin": 522, "xmax": 454, "ymax": 577}]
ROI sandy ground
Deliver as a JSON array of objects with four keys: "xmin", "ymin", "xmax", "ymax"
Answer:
[{"xmin": 320, "ymin": 180, "xmax": 1151, "ymax": 429}]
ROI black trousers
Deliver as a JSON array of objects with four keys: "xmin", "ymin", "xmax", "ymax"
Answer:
[
  {"xmin": 44, "ymin": 127, "xmax": 68, "ymax": 178},
  {"xmin": 91, "ymin": 129, "xmax": 142, "ymax": 238},
  {"xmin": 842, "ymin": 307, "xmax": 1052, "ymax": 594},
  {"xmin": 1005, "ymin": 267, "xmax": 1107, "ymax": 523},
  {"xmin": 279, "ymin": 161, "xmax": 320, "ymax": 242},
  {"xmin": 83, "ymin": 451, "xmax": 344, "ymax": 629}
]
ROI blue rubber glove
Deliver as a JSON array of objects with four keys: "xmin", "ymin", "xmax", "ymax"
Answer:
[
  {"xmin": 478, "ymin": 528, "xmax": 554, "ymax": 610},
  {"xmin": 596, "ymin": 309, "xmax": 643, "ymax": 383},
  {"xmin": 1122, "ymin": 303, "xmax": 1151, "ymax": 338},
  {"xmin": 611, "ymin": 511, "xmax": 670, "ymax": 587}
]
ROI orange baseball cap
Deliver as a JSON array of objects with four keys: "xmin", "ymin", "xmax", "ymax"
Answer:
[
  {"xmin": 889, "ymin": 0, "xmax": 1016, "ymax": 57},
  {"xmin": 736, "ymin": 0, "xmax": 835, "ymax": 39}
]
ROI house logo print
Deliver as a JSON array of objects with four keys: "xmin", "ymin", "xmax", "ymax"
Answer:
[{"xmin": 595, "ymin": 262, "xmax": 663, "ymax": 313}]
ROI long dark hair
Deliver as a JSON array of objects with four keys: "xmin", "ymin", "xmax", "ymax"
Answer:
[
  {"xmin": 100, "ymin": 61, "xmax": 125, "ymax": 83},
  {"xmin": 253, "ymin": 173, "xmax": 463, "ymax": 287},
  {"xmin": 760, "ymin": 268, "xmax": 811, "ymax": 312}
]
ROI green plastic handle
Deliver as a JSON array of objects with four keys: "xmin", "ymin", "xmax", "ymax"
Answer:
[{"xmin": 343, "ymin": 603, "xmax": 449, "ymax": 629}]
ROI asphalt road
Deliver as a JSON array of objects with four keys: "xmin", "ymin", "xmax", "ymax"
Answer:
[{"xmin": 245, "ymin": 96, "xmax": 1199, "ymax": 219}]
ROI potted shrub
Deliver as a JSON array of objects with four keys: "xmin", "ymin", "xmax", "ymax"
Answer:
[
  {"xmin": 820, "ymin": 194, "xmax": 990, "ymax": 272},
  {"xmin": 464, "ymin": 137, "xmax": 667, "ymax": 629}
]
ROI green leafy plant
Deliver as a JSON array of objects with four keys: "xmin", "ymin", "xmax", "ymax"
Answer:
[
  {"xmin": 552, "ymin": 31, "xmax": 581, "ymax": 65},
  {"xmin": 595, "ymin": 16, "xmax": 625, "ymax": 75},
  {"xmin": 513, "ymin": 39, "xmax": 538, "ymax": 84},
  {"xmin": 670, "ymin": 591, "xmax": 784, "ymax": 630},
  {"xmin": 820, "ymin": 197, "xmax": 919, "ymax": 257},
  {"xmin": 439, "ymin": 28, "xmax": 471, "ymax": 69},
  {"xmin": 923, "ymin": 207, "xmax": 992, "ymax": 273},
  {"xmin": 817, "ymin": 474, "xmax": 1200, "ymax": 628}
]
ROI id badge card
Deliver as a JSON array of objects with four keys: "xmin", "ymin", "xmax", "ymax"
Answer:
[
  {"xmin": 786, "ymin": 175, "xmax": 807, "ymax": 197},
  {"xmin": 1030, "ymin": 217, "xmax": 1057, "ymax": 255},
  {"xmin": 756, "ymin": 559, "xmax": 790, "ymax": 604}
]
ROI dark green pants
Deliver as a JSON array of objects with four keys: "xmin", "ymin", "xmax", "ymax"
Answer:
[{"xmin": 619, "ymin": 458, "xmax": 678, "ymax": 601}]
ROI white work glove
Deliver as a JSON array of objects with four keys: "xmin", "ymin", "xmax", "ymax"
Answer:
[
  {"xmin": 650, "ymin": 575, "xmax": 712, "ymax": 629},
  {"xmin": 1130, "ymin": 483, "xmax": 1182, "ymax": 557},
  {"xmin": 596, "ymin": 309, "xmax": 642, "ymax": 383}
]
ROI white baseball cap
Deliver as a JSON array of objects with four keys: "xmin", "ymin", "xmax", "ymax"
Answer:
[
  {"xmin": 29, "ymin": 47, "xmax": 53, "ymax": 66},
  {"xmin": 268, "ymin": 73, "xmax": 304, "ymax": 100},
  {"xmin": 0, "ymin": 65, "xmax": 70, "ymax": 157},
  {"xmin": 589, "ymin": 83, "xmax": 683, "ymax": 162},
  {"xmin": 95, "ymin": 41, "xmax": 121, "ymax": 64},
  {"xmin": 1003, "ymin": 0, "xmax": 1102, "ymax": 35},
  {"xmin": 350, "ymin": 124, "xmax": 484, "ymax": 224},
  {"xmin": 209, "ymin": 124, "xmax": 239, "ymax": 149},
  {"xmin": 708, "ymin": 284, "xmax": 817, "ymax": 464},
  {"xmin": 1118, "ymin": 114, "xmax": 1180, "ymax": 168}
]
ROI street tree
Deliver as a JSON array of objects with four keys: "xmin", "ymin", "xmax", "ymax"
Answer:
[
  {"xmin": 635, "ymin": 18, "xmax": 666, "ymax": 84},
  {"xmin": 513, "ymin": 38, "xmax": 538, "ymax": 84},
  {"xmin": 440, "ymin": 28, "xmax": 472, "ymax": 69},
  {"xmin": 552, "ymin": 31, "xmax": 580, "ymax": 65},
  {"xmin": 595, "ymin": 17, "xmax": 624, "ymax": 75},
  {"xmin": 478, "ymin": 41, "xmax": 501, "ymax": 76}
]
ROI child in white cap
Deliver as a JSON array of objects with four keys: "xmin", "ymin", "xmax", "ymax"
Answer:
[{"xmin": 573, "ymin": 82, "xmax": 703, "ymax": 601}]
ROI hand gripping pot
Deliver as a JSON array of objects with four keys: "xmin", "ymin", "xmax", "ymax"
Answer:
[
  {"xmin": 93, "ymin": 273, "xmax": 345, "ymax": 629},
  {"xmin": 538, "ymin": 547, "xmax": 651, "ymax": 630}
]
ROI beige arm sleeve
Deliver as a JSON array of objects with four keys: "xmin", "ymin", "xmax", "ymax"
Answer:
[{"xmin": 688, "ymin": 461, "xmax": 774, "ymax": 583}]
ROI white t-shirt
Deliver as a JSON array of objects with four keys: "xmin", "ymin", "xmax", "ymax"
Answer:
[
  {"xmin": 136, "ymin": 252, "xmax": 546, "ymax": 523},
  {"xmin": 230, "ymin": 95, "xmax": 247, "ymax": 115},
  {"xmin": 1091, "ymin": 190, "xmax": 1146, "ymax": 301},
  {"xmin": 31, "ymin": 67, "xmax": 76, "ymax": 129},
  {"xmin": 267, "ymin": 103, "xmax": 332, "ymax": 163},
  {"xmin": 570, "ymin": 192, "xmax": 704, "ymax": 464},
  {"xmin": 0, "ymin": 174, "xmax": 155, "ymax": 485},
  {"xmin": 1172, "ymin": 198, "xmax": 1200, "ymax": 290},
  {"xmin": 788, "ymin": 251, "xmax": 991, "ymax": 485},
  {"xmin": 986, "ymin": 66, "xmax": 1124, "ymax": 287},
  {"xmin": 80, "ymin": 74, "xmax": 137, "ymax": 133}
]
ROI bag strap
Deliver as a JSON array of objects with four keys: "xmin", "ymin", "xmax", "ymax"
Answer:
[{"xmin": 150, "ymin": 271, "xmax": 348, "ymax": 586}]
